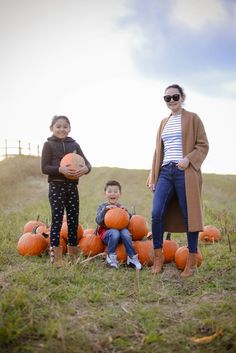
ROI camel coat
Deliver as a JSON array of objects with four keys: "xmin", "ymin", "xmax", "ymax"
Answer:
[{"xmin": 148, "ymin": 108, "xmax": 209, "ymax": 232}]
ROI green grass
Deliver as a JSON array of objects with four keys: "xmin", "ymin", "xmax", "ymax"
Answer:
[{"xmin": 0, "ymin": 156, "xmax": 236, "ymax": 353}]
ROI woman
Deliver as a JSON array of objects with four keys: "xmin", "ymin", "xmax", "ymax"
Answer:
[{"xmin": 147, "ymin": 84, "xmax": 209, "ymax": 277}]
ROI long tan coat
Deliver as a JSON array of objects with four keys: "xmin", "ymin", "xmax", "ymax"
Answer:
[{"xmin": 148, "ymin": 108, "xmax": 209, "ymax": 232}]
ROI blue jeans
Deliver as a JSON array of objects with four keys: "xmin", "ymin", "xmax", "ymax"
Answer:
[
  {"xmin": 103, "ymin": 228, "xmax": 136, "ymax": 257},
  {"xmin": 152, "ymin": 163, "xmax": 198, "ymax": 253}
]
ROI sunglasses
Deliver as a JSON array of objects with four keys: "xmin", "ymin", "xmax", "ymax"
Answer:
[{"xmin": 163, "ymin": 94, "xmax": 180, "ymax": 102}]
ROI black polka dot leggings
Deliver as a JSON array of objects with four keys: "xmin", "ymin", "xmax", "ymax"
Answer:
[{"xmin": 49, "ymin": 181, "xmax": 79, "ymax": 247}]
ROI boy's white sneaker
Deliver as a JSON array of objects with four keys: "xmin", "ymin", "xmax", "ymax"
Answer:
[
  {"xmin": 127, "ymin": 254, "xmax": 142, "ymax": 270},
  {"xmin": 106, "ymin": 253, "xmax": 118, "ymax": 269}
]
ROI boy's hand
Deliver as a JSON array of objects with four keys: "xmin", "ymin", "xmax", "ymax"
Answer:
[
  {"xmin": 120, "ymin": 205, "xmax": 129, "ymax": 211},
  {"xmin": 106, "ymin": 205, "xmax": 117, "ymax": 210}
]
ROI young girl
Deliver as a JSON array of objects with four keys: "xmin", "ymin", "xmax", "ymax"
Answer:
[{"xmin": 41, "ymin": 115, "xmax": 92, "ymax": 267}]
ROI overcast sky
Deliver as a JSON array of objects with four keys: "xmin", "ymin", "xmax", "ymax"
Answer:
[{"xmin": 1, "ymin": 0, "xmax": 236, "ymax": 174}]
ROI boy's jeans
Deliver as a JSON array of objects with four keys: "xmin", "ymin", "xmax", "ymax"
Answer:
[
  {"xmin": 103, "ymin": 228, "xmax": 136, "ymax": 257},
  {"xmin": 152, "ymin": 162, "xmax": 198, "ymax": 253}
]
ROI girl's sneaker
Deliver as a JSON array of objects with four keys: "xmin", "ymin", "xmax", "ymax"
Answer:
[{"xmin": 127, "ymin": 254, "xmax": 142, "ymax": 270}]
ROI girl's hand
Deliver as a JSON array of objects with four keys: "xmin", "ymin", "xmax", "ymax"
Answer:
[
  {"xmin": 177, "ymin": 157, "xmax": 189, "ymax": 170},
  {"xmin": 74, "ymin": 165, "xmax": 89, "ymax": 178},
  {"xmin": 59, "ymin": 165, "xmax": 88, "ymax": 178}
]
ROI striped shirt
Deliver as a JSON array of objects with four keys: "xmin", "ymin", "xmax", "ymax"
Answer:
[{"xmin": 161, "ymin": 114, "xmax": 183, "ymax": 166}]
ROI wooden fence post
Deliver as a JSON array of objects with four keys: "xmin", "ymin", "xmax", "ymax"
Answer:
[
  {"xmin": 5, "ymin": 139, "xmax": 8, "ymax": 158},
  {"xmin": 18, "ymin": 140, "xmax": 22, "ymax": 155}
]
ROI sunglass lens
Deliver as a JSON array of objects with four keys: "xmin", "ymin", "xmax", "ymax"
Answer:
[
  {"xmin": 164, "ymin": 95, "xmax": 171, "ymax": 102},
  {"xmin": 173, "ymin": 94, "xmax": 180, "ymax": 101}
]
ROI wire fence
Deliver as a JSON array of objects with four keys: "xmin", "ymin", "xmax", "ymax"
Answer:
[{"xmin": 0, "ymin": 139, "xmax": 41, "ymax": 160}]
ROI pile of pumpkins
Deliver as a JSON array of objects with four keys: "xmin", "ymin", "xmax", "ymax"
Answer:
[{"xmin": 17, "ymin": 208, "xmax": 221, "ymax": 269}]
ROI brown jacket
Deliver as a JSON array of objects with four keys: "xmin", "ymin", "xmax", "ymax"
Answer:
[{"xmin": 148, "ymin": 108, "xmax": 209, "ymax": 232}]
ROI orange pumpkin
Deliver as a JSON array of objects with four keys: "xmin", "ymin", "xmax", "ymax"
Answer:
[
  {"xmin": 128, "ymin": 215, "xmax": 149, "ymax": 240},
  {"xmin": 163, "ymin": 233, "xmax": 179, "ymax": 263},
  {"xmin": 174, "ymin": 246, "xmax": 203, "ymax": 270},
  {"xmin": 60, "ymin": 222, "xmax": 84, "ymax": 241},
  {"xmin": 133, "ymin": 240, "xmax": 154, "ymax": 266},
  {"xmin": 79, "ymin": 234, "xmax": 105, "ymax": 256},
  {"xmin": 83, "ymin": 228, "xmax": 96, "ymax": 237},
  {"xmin": 104, "ymin": 208, "xmax": 129, "ymax": 230},
  {"xmin": 23, "ymin": 219, "xmax": 45, "ymax": 234},
  {"xmin": 199, "ymin": 225, "xmax": 221, "ymax": 243},
  {"xmin": 17, "ymin": 228, "xmax": 48, "ymax": 256},
  {"xmin": 60, "ymin": 153, "xmax": 85, "ymax": 180}
]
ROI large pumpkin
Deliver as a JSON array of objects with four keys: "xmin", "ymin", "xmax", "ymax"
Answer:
[
  {"xmin": 133, "ymin": 240, "xmax": 154, "ymax": 266},
  {"xmin": 174, "ymin": 246, "xmax": 202, "ymax": 270},
  {"xmin": 163, "ymin": 232, "xmax": 179, "ymax": 263},
  {"xmin": 104, "ymin": 208, "xmax": 129, "ymax": 230},
  {"xmin": 199, "ymin": 225, "xmax": 221, "ymax": 243},
  {"xmin": 60, "ymin": 153, "xmax": 85, "ymax": 180},
  {"xmin": 79, "ymin": 234, "xmax": 105, "ymax": 256},
  {"xmin": 128, "ymin": 215, "xmax": 149, "ymax": 241},
  {"xmin": 17, "ymin": 228, "xmax": 48, "ymax": 256}
]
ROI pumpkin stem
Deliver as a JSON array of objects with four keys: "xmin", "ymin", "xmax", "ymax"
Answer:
[
  {"xmin": 42, "ymin": 232, "xmax": 49, "ymax": 239},
  {"xmin": 32, "ymin": 225, "xmax": 40, "ymax": 234},
  {"xmin": 166, "ymin": 232, "xmax": 171, "ymax": 240}
]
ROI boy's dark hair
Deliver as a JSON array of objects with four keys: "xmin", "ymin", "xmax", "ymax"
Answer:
[{"xmin": 104, "ymin": 180, "xmax": 122, "ymax": 192}]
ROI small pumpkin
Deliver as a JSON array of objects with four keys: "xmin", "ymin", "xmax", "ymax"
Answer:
[
  {"xmin": 199, "ymin": 225, "xmax": 221, "ymax": 243},
  {"xmin": 128, "ymin": 215, "xmax": 149, "ymax": 241},
  {"xmin": 174, "ymin": 246, "xmax": 202, "ymax": 270},
  {"xmin": 133, "ymin": 240, "xmax": 154, "ymax": 266},
  {"xmin": 79, "ymin": 234, "xmax": 105, "ymax": 256},
  {"xmin": 60, "ymin": 153, "xmax": 85, "ymax": 180},
  {"xmin": 162, "ymin": 232, "xmax": 179, "ymax": 263},
  {"xmin": 23, "ymin": 219, "xmax": 45, "ymax": 234},
  {"xmin": 83, "ymin": 228, "xmax": 96, "ymax": 237},
  {"xmin": 60, "ymin": 222, "xmax": 84, "ymax": 241},
  {"xmin": 17, "ymin": 227, "xmax": 48, "ymax": 256},
  {"xmin": 104, "ymin": 208, "xmax": 130, "ymax": 230}
]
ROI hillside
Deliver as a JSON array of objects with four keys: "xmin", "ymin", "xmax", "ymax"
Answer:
[{"xmin": 1, "ymin": 156, "xmax": 235, "ymax": 229}]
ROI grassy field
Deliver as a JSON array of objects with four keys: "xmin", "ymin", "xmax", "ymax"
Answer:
[{"xmin": 0, "ymin": 156, "xmax": 236, "ymax": 353}]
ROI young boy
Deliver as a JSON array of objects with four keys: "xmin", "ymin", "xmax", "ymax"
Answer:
[{"xmin": 96, "ymin": 180, "xmax": 142, "ymax": 270}]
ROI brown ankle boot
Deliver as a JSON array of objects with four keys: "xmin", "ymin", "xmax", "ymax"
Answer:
[
  {"xmin": 151, "ymin": 248, "xmax": 164, "ymax": 274},
  {"xmin": 67, "ymin": 245, "xmax": 79, "ymax": 263},
  {"xmin": 180, "ymin": 253, "xmax": 197, "ymax": 278},
  {"xmin": 52, "ymin": 246, "xmax": 63, "ymax": 268}
]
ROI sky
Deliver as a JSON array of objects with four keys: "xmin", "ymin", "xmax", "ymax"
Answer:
[{"xmin": 0, "ymin": 0, "xmax": 236, "ymax": 174}]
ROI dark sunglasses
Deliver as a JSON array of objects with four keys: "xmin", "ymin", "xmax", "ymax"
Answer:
[{"xmin": 163, "ymin": 94, "xmax": 180, "ymax": 102}]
